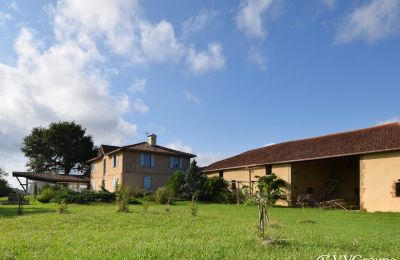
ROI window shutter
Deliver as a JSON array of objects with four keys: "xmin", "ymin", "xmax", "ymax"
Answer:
[
  {"xmin": 140, "ymin": 154, "xmax": 144, "ymax": 166},
  {"xmin": 151, "ymin": 155, "xmax": 155, "ymax": 168},
  {"xmin": 169, "ymin": 157, "xmax": 173, "ymax": 169},
  {"xmin": 116, "ymin": 155, "xmax": 119, "ymax": 167},
  {"xmin": 179, "ymin": 158, "xmax": 183, "ymax": 169}
]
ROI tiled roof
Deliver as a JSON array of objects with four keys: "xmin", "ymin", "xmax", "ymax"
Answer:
[
  {"xmin": 101, "ymin": 145, "xmax": 120, "ymax": 154},
  {"xmin": 88, "ymin": 142, "xmax": 195, "ymax": 162},
  {"xmin": 12, "ymin": 172, "xmax": 89, "ymax": 183},
  {"xmin": 121, "ymin": 142, "xmax": 195, "ymax": 157},
  {"xmin": 204, "ymin": 122, "xmax": 400, "ymax": 172}
]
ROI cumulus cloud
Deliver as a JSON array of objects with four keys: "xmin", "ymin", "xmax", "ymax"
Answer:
[
  {"xmin": 134, "ymin": 98, "xmax": 149, "ymax": 114},
  {"xmin": 335, "ymin": 0, "xmax": 400, "ymax": 44},
  {"xmin": 166, "ymin": 140, "xmax": 225, "ymax": 167},
  {"xmin": 187, "ymin": 43, "xmax": 226, "ymax": 75},
  {"xmin": 184, "ymin": 90, "xmax": 200, "ymax": 104},
  {"xmin": 182, "ymin": 9, "xmax": 218, "ymax": 38},
  {"xmin": 128, "ymin": 78, "xmax": 146, "ymax": 93},
  {"xmin": 236, "ymin": 0, "xmax": 276, "ymax": 39},
  {"xmin": 167, "ymin": 140, "xmax": 194, "ymax": 153}
]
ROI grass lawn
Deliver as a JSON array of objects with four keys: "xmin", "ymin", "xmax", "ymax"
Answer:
[{"xmin": 1, "ymin": 199, "xmax": 399, "ymax": 259}]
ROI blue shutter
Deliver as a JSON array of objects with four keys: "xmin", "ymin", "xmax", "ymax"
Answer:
[
  {"xmin": 179, "ymin": 158, "xmax": 183, "ymax": 169},
  {"xmin": 169, "ymin": 157, "xmax": 173, "ymax": 168},
  {"xmin": 151, "ymin": 155, "xmax": 155, "ymax": 168}
]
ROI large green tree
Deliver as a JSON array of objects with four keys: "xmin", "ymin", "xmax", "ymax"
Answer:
[
  {"xmin": 0, "ymin": 168, "xmax": 12, "ymax": 196},
  {"xmin": 21, "ymin": 121, "xmax": 96, "ymax": 175}
]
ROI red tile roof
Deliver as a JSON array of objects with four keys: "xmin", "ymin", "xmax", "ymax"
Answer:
[
  {"xmin": 12, "ymin": 172, "xmax": 89, "ymax": 183},
  {"xmin": 204, "ymin": 122, "xmax": 400, "ymax": 172},
  {"xmin": 88, "ymin": 142, "xmax": 195, "ymax": 162}
]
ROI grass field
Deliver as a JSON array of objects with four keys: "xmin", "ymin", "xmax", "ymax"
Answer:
[{"xmin": 1, "ymin": 199, "xmax": 399, "ymax": 259}]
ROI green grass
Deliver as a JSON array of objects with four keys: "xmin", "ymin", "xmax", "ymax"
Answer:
[{"xmin": 1, "ymin": 199, "xmax": 399, "ymax": 259}]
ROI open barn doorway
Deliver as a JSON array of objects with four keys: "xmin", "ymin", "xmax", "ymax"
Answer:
[{"xmin": 290, "ymin": 155, "xmax": 360, "ymax": 209}]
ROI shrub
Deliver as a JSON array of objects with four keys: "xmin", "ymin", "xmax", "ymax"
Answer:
[
  {"xmin": 168, "ymin": 170, "xmax": 185, "ymax": 197},
  {"xmin": 58, "ymin": 200, "xmax": 68, "ymax": 214},
  {"xmin": 202, "ymin": 176, "xmax": 229, "ymax": 202},
  {"xmin": 52, "ymin": 188, "xmax": 115, "ymax": 204},
  {"xmin": 129, "ymin": 197, "xmax": 142, "ymax": 205},
  {"xmin": 37, "ymin": 187, "xmax": 56, "ymax": 203},
  {"xmin": 244, "ymin": 196, "xmax": 258, "ymax": 206},
  {"xmin": 155, "ymin": 187, "xmax": 174, "ymax": 205},
  {"xmin": 115, "ymin": 184, "xmax": 129, "ymax": 213}
]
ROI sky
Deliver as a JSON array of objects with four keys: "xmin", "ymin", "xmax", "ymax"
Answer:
[{"xmin": 1, "ymin": 0, "xmax": 400, "ymax": 187}]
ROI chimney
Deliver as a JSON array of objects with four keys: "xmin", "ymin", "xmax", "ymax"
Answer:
[{"xmin": 147, "ymin": 134, "xmax": 157, "ymax": 146}]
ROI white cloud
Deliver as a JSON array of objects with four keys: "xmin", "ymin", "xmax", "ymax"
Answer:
[
  {"xmin": 10, "ymin": 1, "xmax": 19, "ymax": 11},
  {"xmin": 0, "ymin": 25, "xmax": 138, "ymax": 173},
  {"xmin": 139, "ymin": 20, "xmax": 184, "ymax": 63},
  {"xmin": 335, "ymin": 0, "xmax": 400, "ymax": 44},
  {"xmin": 182, "ymin": 9, "xmax": 218, "ymax": 38},
  {"xmin": 248, "ymin": 46, "xmax": 267, "ymax": 71},
  {"xmin": 166, "ymin": 140, "xmax": 225, "ymax": 167},
  {"xmin": 321, "ymin": 0, "xmax": 336, "ymax": 10},
  {"xmin": 128, "ymin": 78, "xmax": 146, "ymax": 93},
  {"xmin": 236, "ymin": 0, "xmax": 276, "ymax": 39},
  {"xmin": 0, "ymin": 12, "xmax": 12, "ymax": 26},
  {"xmin": 134, "ymin": 98, "xmax": 149, "ymax": 114},
  {"xmin": 187, "ymin": 43, "xmax": 226, "ymax": 75},
  {"xmin": 184, "ymin": 90, "xmax": 200, "ymax": 104},
  {"xmin": 376, "ymin": 117, "xmax": 400, "ymax": 125},
  {"xmin": 167, "ymin": 140, "xmax": 193, "ymax": 153}
]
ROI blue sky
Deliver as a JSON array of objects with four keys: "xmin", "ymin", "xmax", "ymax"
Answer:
[{"xmin": 1, "ymin": 0, "xmax": 400, "ymax": 186}]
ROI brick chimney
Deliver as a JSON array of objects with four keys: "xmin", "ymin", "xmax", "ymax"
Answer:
[{"xmin": 147, "ymin": 134, "xmax": 157, "ymax": 146}]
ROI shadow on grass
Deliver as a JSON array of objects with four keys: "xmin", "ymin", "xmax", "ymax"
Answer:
[
  {"xmin": 0, "ymin": 206, "xmax": 55, "ymax": 218},
  {"xmin": 298, "ymin": 219, "xmax": 317, "ymax": 224}
]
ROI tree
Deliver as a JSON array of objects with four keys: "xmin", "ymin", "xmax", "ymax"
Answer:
[
  {"xmin": 202, "ymin": 176, "xmax": 229, "ymax": 202},
  {"xmin": 256, "ymin": 173, "xmax": 286, "ymax": 235},
  {"xmin": 0, "ymin": 168, "xmax": 12, "ymax": 197},
  {"xmin": 182, "ymin": 160, "xmax": 206, "ymax": 199},
  {"xmin": 167, "ymin": 170, "xmax": 185, "ymax": 197},
  {"xmin": 21, "ymin": 121, "xmax": 96, "ymax": 175}
]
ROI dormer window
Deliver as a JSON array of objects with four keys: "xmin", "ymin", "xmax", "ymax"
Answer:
[
  {"xmin": 140, "ymin": 153, "xmax": 154, "ymax": 167},
  {"xmin": 170, "ymin": 157, "xmax": 182, "ymax": 169}
]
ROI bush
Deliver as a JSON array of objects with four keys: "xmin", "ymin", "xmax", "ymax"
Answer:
[
  {"xmin": 52, "ymin": 188, "xmax": 115, "ymax": 204},
  {"xmin": 37, "ymin": 187, "xmax": 56, "ymax": 203},
  {"xmin": 202, "ymin": 176, "xmax": 229, "ymax": 202},
  {"xmin": 129, "ymin": 197, "xmax": 142, "ymax": 205},
  {"xmin": 155, "ymin": 187, "xmax": 174, "ymax": 205},
  {"xmin": 115, "ymin": 184, "xmax": 129, "ymax": 213},
  {"xmin": 168, "ymin": 170, "xmax": 185, "ymax": 197}
]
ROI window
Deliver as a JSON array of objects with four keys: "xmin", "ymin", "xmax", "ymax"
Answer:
[
  {"xmin": 396, "ymin": 181, "xmax": 400, "ymax": 197},
  {"xmin": 219, "ymin": 170, "xmax": 224, "ymax": 178},
  {"xmin": 103, "ymin": 159, "xmax": 106, "ymax": 176},
  {"xmin": 112, "ymin": 155, "xmax": 118, "ymax": 168},
  {"xmin": 112, "ymin": 176, "xmax": 118, "ymax": 190},
  {"xmin": 143, "ymin": 176, "xmax": 152, "ymax": 190},
  {"xmin": 140, "ymin": 153, "xmax": 154, "ymax": 167},
  {"xmin": 231, "ymin": 180, "xmax": 237, "ymax": 190},
  {"xmin": 170, "ymin": 157, "xmax": 182, "ymax": 169},
  {"xmin": 265, "ymin": 165, "xmax": 272, "ymax": 175}
]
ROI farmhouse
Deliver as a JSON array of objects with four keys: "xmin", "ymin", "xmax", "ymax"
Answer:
[
  {"xmin": 204, "ymin": 122, "xmax": 400, "ymax": 212},
  {"xmin": 88, "ymin": 134, "xmax": 196, "ymax": 192}
]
